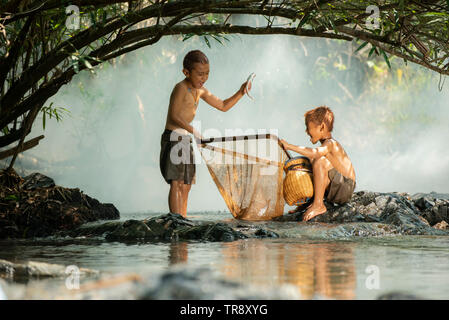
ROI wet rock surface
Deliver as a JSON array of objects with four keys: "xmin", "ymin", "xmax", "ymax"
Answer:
[
  {"xmin": 0, "ymin": 169, "xmax": 120, "ymax": 239},
  {"xmin": 0, "ymin": 258, "xmax": 98, "ymax": 281},
  {"xmin": 66, "ymin": 213, "xmax": 276, "ymax": 242},
  {"xmin": 0, "ymin": 265, "xmax": 301, "ymax": 300},
  {"xmin": 274, "ymin": 191, "xmax": 449, "ymax": 236}
]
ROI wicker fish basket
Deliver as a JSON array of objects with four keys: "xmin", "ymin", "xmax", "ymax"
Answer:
[{"xmin": 283, "ymin": 156, "xmax": 314, "ymax": 206}]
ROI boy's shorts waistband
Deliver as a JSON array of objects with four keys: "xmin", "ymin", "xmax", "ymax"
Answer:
[{"xmin": 162, "ymin": 129, "xmax": 192, "ymax": 142}]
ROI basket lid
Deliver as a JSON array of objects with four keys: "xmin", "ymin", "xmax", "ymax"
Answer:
[{"xmin": 284, "ymin": 156, "xmax": 311, "ymax": 170}]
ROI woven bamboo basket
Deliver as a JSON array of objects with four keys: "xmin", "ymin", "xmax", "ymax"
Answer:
[{"xmin": 283, "ymin": 156, "xmax": 314, "ymax": 206}]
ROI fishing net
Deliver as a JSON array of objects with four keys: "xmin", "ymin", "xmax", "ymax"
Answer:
[{"xmin": 198, "ymin": 134, "xmax": 290, "ymax": 221}]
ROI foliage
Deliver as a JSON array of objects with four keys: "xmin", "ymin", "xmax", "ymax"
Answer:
[{"xmin": 0, "ymin": 0, "xmax": 448, "ymax": 167}]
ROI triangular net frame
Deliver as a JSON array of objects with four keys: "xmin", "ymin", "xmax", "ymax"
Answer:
[{"xmin": 198, "ymin": 134, "xmax": 291, "ymax": 221}]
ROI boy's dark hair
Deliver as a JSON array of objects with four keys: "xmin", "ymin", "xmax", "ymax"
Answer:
[
  {"xmin": 304, "ymin": 106, "xmax": 334, "ymax": 132},
  {"xmin": 183, "ymin": 50, "xmax": 209, "ymax": 71}
]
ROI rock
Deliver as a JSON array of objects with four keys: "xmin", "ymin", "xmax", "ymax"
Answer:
[
  {"xmin": 412, "ymin": 192, "xmax": 449, "ymax": 201},
  {"xmin": 175, "ymin": 223, "xmax": 248, "ymax": 242},
  {"xmin": 421, "ymin": 201, "xmax": 449, "ymax": 226},
  {"xmin": 140, "ymin": 266, "xmax": 300, "ymax": 300},
  {"xmin": 413, "ymin": 196, "xmax": 435, "ymax": 211},
  {"xmin": 254, "ymin": 228, "xmax": 279, "ymax": 238},
  {"xmin": 22, "ymin": 172, "xmax": 55, "ymax": 190},
  {"xmin": 63, "ymin": 221, "xmax": 123, "ymax": 238},
  {"xmin": 0, "ymin": 258, "xmax": 99, "ymax": 281},
  {"xmin": 274, "ymin": 191, "xmax": 449, "ymax": 236},
  {"xmin": 63, "ymin": 213, "xmax": 278, "ymax": 243},
  {"xmin": 106, "ymin": 220, "xmax": 162, "ymax": 241},
  {"xmin": 0, "ymin": 171, "xmax": 120, "ymax": 239},
  {"xmin": 433, "ymin": 220, "xmax": 449, "ymax": 230},
  {"xmin": 104, "ymin": 214, "xmax": 249, "ymax": 242}
]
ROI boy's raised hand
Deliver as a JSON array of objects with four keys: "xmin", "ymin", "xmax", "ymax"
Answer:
[{"xmin": 240, "ymin": 80, "xmax": 252, "ymax": 95}]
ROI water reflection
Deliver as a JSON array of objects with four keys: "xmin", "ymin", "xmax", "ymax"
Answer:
[
  {"xmin": 165, "ymin": 239, "xmax": 356, "ymax": 299},
  {"xmin": 219, "ymin": 240, "xmax": 356, "ymax": 299},
  {"xmin": 168, "ymin": 242, "xmax": 188, "ymax": 265}
]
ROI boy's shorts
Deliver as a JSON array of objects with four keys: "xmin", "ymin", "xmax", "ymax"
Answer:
[
  {"xmin": 159, "ymin": 129, "xmax": 196, "ymax": 185},
  {"xmin": 325, "ymin": 168, "xmax": 356, "ymax": 205}
]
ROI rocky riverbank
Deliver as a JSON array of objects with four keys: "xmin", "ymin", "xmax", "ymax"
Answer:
[
  {"xmin": 0, "ymin": 169, "xmax": 119, "ymax": 239},
  {"xmin": 1, "ymin": 170, "xmax": 448, "ymax": 241},
  {"xmin": 274, "ymin": 191, "xmax": 449, "ymax": 236}
]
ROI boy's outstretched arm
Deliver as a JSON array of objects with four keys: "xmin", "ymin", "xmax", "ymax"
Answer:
[
  {"xmin": 280, "ymin": 139, "xmax": 331, "ymax": 160},
  {"xmin": 201, "ymin": 82, "xmax": 249, "ymax": 112}
]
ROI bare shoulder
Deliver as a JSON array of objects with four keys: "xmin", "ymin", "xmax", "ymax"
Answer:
[
  {"xmin": 322, "ymin": 138, "xmax": 335, "ymax": 149},
  {"xmin": 171, "ymin": 81, "xmax": 188, "ymax": 98},
  {"xmin": 199, "ymin": 86, "xmax": 210, "ymax": 97},
  {"xmin": 328, "ymin": 138, "xmax": 347, "ymax": 154}
]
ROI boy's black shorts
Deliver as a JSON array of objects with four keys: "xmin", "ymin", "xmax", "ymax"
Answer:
[
  {"xmin": 159, "ymin": 129, "xmax": 196, "ymax": 185},
  {"xmin": 326, "ymin": 168, "xmax": 356, "ymax": 204}
]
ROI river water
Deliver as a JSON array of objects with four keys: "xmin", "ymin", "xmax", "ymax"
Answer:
[{"xmin": 1, "ymin": 211, "xmax": 449, "ymax": 300}]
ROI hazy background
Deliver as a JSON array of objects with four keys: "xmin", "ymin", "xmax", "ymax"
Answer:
[{"xmin": 2, "ymin": 32, "xmax": 448, "ymax": 214}]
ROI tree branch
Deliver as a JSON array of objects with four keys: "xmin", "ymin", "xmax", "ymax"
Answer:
[{"xmin": 0, "ymin": 134, "xmax": 45, "ymax": 161}]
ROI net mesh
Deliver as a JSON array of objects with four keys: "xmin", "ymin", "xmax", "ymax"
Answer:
[{"xmin": 198, "ymin": 134, "xmax": 290, "ymax": 221}]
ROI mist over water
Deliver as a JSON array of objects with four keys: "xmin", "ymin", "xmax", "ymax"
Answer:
[{"xmin": 4, "ymin": 34, "xmax": 449, "ymax": 214}]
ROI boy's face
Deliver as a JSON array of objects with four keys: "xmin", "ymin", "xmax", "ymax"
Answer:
[
  {"xmin": 306, "ymin": 121, "xmax": 324, "ymax": 144},
  {"xmin": 183, "ymin": 62, "xmax": 210, "ymax": 89}
]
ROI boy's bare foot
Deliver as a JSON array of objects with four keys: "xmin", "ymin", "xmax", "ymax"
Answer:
[
  {"xmin": 288, "ymin": 202, "xmax": 312, "ymax": 214},
  {"xmin": 302, "ymin": 204, "xmax": 327, "ymax": 221}
]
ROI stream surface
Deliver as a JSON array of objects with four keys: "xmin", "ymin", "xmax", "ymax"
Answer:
[{"xmin": 1, "ymin": 211, "xmax": 449, "ymax": 300}]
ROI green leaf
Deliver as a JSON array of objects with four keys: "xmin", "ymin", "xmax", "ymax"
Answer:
[
  {"xmin": 210, "ymin": 34, "xmax": 223, "ymax": 45},
  {"xmin": 204, "ymin": 36, "xmax": 211, "ymax": 48},
  {"xmin": 4, "ymin": 194, "xmax": 18, "ymax": 201},
  {"xmin": 298, "ymin": 14, "xmax": 310, "ymax": 28},
  {"xmin": 89, "ymin": 11, "xmax": 97, "ymax": 27},
  {"xmin": 182, "ymin": 33, "xmax": 194, "ymax": 42},
  {"xmin": 368, "ymin": 46, "xmax": 377, "ymax": 58},
  {"xmin": 380, "ymin": 49, "xmax": 391, "ymax": 69},
  {"xmin": 355, "ymin": 41, "xmax": 369, "ymax": 53}
]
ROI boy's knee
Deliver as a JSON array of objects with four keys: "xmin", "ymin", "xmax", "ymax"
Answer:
[
  {"xmin": 183, "ymin": 183, "xmax": 192, "ymax": 193},
  {"xmin": 170, "ymin": 180, "xmax": 183, "ymax": 190}
]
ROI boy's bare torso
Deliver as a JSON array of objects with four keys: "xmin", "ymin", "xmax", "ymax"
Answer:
[
  {"xmin": 321, "ymin": 138, "xmax": 356, "ymax": 181},
  {"xmin": 165, "ymin": 80, "xmax": 202, "ymax": 135}
]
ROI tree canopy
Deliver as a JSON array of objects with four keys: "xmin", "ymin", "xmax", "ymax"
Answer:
[{"xmin": 1, "ymin": 0, "xmax": 449, "ymax": 169}]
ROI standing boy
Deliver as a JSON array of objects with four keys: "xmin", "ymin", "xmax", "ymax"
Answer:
[
  {"xmin": 160, "ymin": 50, "xmax": 250, "ymax": 217},
  {"xmin": 280, "ymin": 106, "xmax": 356, "ymax": 221}
]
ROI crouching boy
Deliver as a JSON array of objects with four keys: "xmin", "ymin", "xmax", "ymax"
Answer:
[{"xmin": 280, "ymin": 106, "xmax": 356, "ymax": 221}]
